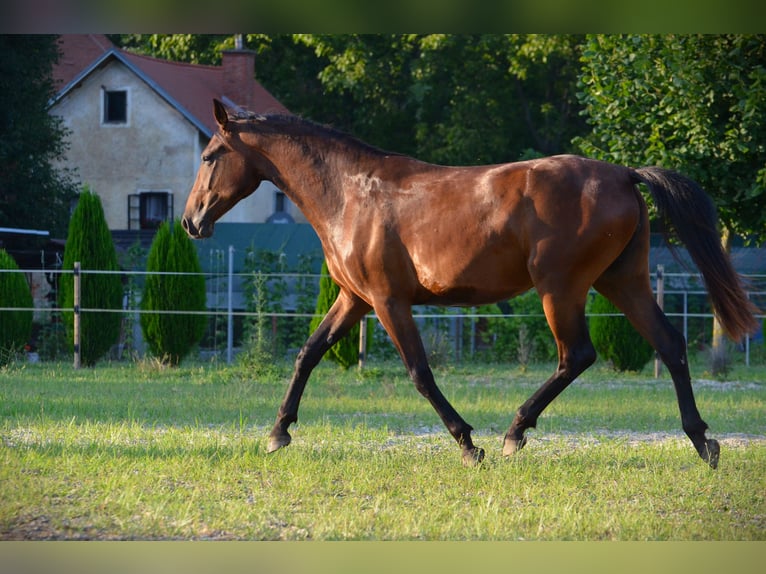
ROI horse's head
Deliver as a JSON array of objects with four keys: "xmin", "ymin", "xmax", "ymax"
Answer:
[{"xmin": 182, "ymin": 99, "xmax": 264, "ymax": 239}]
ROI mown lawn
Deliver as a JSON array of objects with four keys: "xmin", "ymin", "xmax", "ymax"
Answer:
[{"xmin": 1, "ymin": 359, "xmax": 764, "ymax": 541}]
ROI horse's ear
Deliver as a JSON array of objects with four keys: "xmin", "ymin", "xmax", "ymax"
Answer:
[{"xmin": 213, "ymin": 99, "xmax": 229, "ymax": 131}]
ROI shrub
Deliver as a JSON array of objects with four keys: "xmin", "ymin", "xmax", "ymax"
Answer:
[
  {"xmin": 588, "ymin": 293, "xmax": 653, "ymax": 372},
  {"xmin": 310, "ymin": 259, "xmax": 363, "ymax": 369},
  {"xmin": 140, "ymin": 220, "xmax": 207, "ymax": 366},
  {"xmin": 58, "ymin": 187, "xmax": 123, "ymax": 366},
  {"xmin": 475, "ymin": 291, "xmax": 557, "ymax": 364},
  {"xmin": 0, "ymin": 249, "xmax": 33, "ymax": 364}
]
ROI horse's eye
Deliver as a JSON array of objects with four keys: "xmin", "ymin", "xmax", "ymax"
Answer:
[{"xmin": 202, "ymin": 154, "xmax": 213, "ymax": 164}]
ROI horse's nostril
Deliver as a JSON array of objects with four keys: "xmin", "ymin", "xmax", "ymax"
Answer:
[{"xmin": 181, "ymin": 217, "xmax": 197, "ymax": 237}]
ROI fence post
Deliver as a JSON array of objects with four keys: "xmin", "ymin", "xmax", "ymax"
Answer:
[
  {"xmin": 358, "ymin": 314, "xmax": 367, "ymax": 370},
  {"xmin": 73, "ymin": 261, "xmax": 81, "ymax": 369},
  {"xmin": 227, "ymin": 245, "xmax": 234, "ymax": 364},
  {"xmin": 654, "ymin": 264, "xmax": 664, "ymax": 378}
]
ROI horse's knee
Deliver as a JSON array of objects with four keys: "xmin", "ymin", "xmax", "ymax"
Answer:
[
  {"xmin": 409, "ymin": 363, "xmax": 436, "ymax": 397},
  {"xmin": 660, "ymin": 328, "xmax": 687, "ymax": 363},
  {"xmin": 560, "ymin": 343, "xmax": 596, "ymax": 375}
]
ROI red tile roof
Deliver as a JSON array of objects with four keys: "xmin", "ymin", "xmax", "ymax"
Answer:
[{"xmin": 53, "ymin": 34, "xmax": 290, "ymax": 135}]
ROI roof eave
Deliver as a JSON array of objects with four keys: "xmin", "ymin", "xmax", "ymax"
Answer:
[{"xmin": 49, "ymin": 48, "xmax": 214, "ymax": 138}]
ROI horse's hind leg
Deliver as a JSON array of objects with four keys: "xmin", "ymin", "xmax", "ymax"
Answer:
[
  {"xmin": 374, "ymin": 299, "xmax": 484, "ymax": 466},
  {"xmin": 504, "ymin": 293, "xmax": 597, "ymax": 456},
  {"xmin": 267, "ymin": 290, "xmax": 371, "ymax": 453},
  {"xmin": 594, "ymin": 276, "xmax": 719, "ymax": 468}
]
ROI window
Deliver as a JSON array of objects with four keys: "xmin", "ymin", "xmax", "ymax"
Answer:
[
  {"xmin": 103, "ymin": 89, "xmax": 127, "ymax": 124},
  {"xmin": 266, "ymin": 190, "xmax": 294, "ymax": 224},
  {"xmin": 275, "ymin": 191, "xmax": 286, "ymax": 213},
  {"xmin": 136, "ymin": 192, "xmax": 172, "ymax": 229}
]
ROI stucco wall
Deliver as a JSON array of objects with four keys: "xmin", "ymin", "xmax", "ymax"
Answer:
[{"xmin": 50, "ymin": 59, "xmax": 304, "ymax": 229}]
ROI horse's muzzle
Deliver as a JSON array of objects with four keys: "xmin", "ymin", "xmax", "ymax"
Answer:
[{"xmin": 181, "ymin": 215, "xmax": 212, "ymax": 239}]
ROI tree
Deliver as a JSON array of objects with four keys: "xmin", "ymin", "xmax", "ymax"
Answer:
[
  {"xmin": 58, "ymin": 188, "xmax": 123, "ymax": 366},
  {"xmin": 310, "ymin": 260, "xmax": 360, "ymax": 369},
  {"xmin": 576, "ymin": 34, "xmax": 766, "ymax": 243},
  {"xmin": 0, "ymin": 249, "xmax": 33, "ymax": 364},
  {"xmin": 115, "ymin": 34, "xmax": 588, "ymax": 164},
  {"xmin": 0, "ymin": 35, "xmax": 79, "ymax": 237},
  {"xmin": 576, "ymin": 35, "xmax": 766, "ymax": 370},
  {"xmin": 294, "ymin": 34, "xmax": 587, "ymax": 164},
  {"xmin": 140, "ymin": 220, "xmax": 207, "ymax": 366}
]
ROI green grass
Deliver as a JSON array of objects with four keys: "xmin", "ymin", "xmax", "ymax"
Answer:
[{"xmin": 1, "ymin": 359, "xmax": 764, "ymax": 540}]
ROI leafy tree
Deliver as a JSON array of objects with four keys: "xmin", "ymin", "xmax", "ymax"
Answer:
[
  {"xmin": 310, "ymin": 260, "xmax": 360, "ymax": 369},
  {"xmin": 114, "ymin": 34, "xmax": 588, "ymax": 165},
  {"xmin": 588, "ymin": 293, "xmax": 653, "ymax": 372},
  {"xmin": 0, "ymin": 249, "xmax": 33, "ymax": 363},
  {"xmin": 576, "ymin": 35, "xmax": 766, "ymax": 369},
  {"xmin": 295, "ymin": 34, "xmax": 586, "ymax": 164},
  {"xmin": 141, "ymin": 220, "xmax": 207, "ymax": 366},
  {"xmin": 58, "ymin": 188, "xmax": 123, "ymax": 366},
  {"xmin": 576, "ymin": 34, "xmax": 766, "ymax": 244},
  {"xmin": 0, "ymin": 35, "xmax": 79, "ymax": 238}
]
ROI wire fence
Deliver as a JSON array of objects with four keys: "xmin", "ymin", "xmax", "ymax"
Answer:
[{"xmin": 2, "ymin": 265, "xmax": 765, "ymax": 368}]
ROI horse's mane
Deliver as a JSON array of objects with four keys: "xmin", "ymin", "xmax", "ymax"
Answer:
[{"xmin": 232, "ymin": 109, "xmax": 404, "ymax": 158}]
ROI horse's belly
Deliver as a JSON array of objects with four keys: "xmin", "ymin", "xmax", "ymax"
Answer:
[{"xmin": 414, "ymin": 255, "xmax": 532, "ymax": 306}]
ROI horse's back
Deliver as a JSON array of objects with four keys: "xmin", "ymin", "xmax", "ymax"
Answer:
[{"xmin": 343, "ymin": 154, "xmax": 645, "ymax": 307}]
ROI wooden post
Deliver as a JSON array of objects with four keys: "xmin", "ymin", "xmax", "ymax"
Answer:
[
  {"xmin": 358, "ymin": 315, "xmax": 367, "ymax": 370},
  {"xmin": 73, "ymin": 261, "xmax": 81, "ymax": 369},
  {"xmin": 654, "ymin": 264, "xmax": 664, "ymax": 378},
  {"xmin": 227, "ymin": 245, "xmax": 234, "ymax": 364}
]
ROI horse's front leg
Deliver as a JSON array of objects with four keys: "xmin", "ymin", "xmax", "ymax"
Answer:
[
  {"xmin": 374, "ymin": 300, "xmax": 484, "ymax": 466},
  {"xmin": 267, "ymin": 292, "xmax": 370, "ymax": 453}
]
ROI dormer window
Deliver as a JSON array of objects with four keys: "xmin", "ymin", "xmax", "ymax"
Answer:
[{"xmin": 103, "ymin": 89, "xmax": 128, "ymax": 125}]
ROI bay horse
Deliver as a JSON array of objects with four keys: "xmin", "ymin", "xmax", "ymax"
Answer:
[{"xmin": 183, "ymin": 99, "xmax": 758, "ymax": 468}]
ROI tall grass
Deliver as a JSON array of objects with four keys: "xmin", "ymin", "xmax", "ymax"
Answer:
[{"xmin": 1, "ymin": 360, "xmax": 764, "ymax": 540}]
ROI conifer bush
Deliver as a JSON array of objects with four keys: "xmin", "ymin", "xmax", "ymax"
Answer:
[
  {"xmin": 0, "ymin": 249, "xmax": 33, "ymax": 363},
  {"xmin": 310, "ymin": 260, "xmax": 363, "ymax": 369},
  {"xmin": 140, "ymin": 220, "xmax": 207, "ymax": 366},
  {"xmin": 588, "ymin": 293, "xmax": 653, "ymax": 372},
  {"xmin": 58, "ymin": 188, "xmax": 123, "ymax": 366}
]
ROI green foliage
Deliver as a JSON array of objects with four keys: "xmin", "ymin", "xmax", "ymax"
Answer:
[
  {"xmin": 310, "ymin": 260, "xmax": 360, "ymax": 369},
  {"xmin": 576, "ymin": 34, "xmax": 766, "ymax": 243},
  {"xmin": 140, "ymin": 220, "xmax": 207, "ymax": 366},
  {"xmin": 58, "ymin": 188, "xmax": 123, "ymax": 366},
  {"xmin": 116, "ymin": 34, "xmax": 586, "ymax": 165},
  {"xmin": 588, "ymin": 293, "xmax": 653, "ymax": 372},
  {"xmin": 475, "ymin": 291, "xmax": 557, "ymax": 365},
  {"xmin": 0, "ymin": 249, "xmax": 33, "ymax": 363},
  {"xmin": 0, "ymin": 35, "xmax": 79, "ymax": 237},
  {"xmin": 294, "ymin": 34, "xmax": 586, "ymax": 164},
  {"xmin": 239, "ymin": 248, "xmax": 322, "ymax": 368}
]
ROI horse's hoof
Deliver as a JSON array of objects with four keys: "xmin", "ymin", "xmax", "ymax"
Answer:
[
  {"xmin": 700, "ymin": 439, "xmax": 720, "ymax": 469},
  {"xmin": 267, "ymin": 432, "xmax": 291, "ymax": 453},
  {"xmin": 462, "ymin": 447, "xmax": 485, "ymax": 467},
  {"xmin": 502, "ymin": 435, "xmax": 527, "ymax": 457}
]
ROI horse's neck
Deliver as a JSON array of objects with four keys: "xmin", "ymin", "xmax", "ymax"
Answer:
[{"xmin": 256, "ymin": 136, "xmax": 349, "ymax": 234}]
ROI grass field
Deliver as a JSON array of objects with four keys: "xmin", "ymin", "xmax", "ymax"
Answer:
[{"xmin": 1, "ymin": 358, "xmax": 764, "ymax": 541}]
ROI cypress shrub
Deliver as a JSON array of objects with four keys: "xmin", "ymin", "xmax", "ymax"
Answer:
[
  {"xmin": 310, "ymin": 259, "xmax": 362, "ymax": 369},
  {"xmin": 140, "ymin": 220, "xmax": 207, "ymax": 366},
  {"xmin": 58, "ymin": 188, "xmax": 123, "ymax": 366},
  {"xmin": 588, "ymin": 293, "xmax": 653, "ymax": 372},
  {"xmin": 0, "ymin": 249, "xmax": 33, "ymax": 363}
]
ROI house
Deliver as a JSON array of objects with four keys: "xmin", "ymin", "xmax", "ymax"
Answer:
[{"xmin": 49, "ymin": 34, "xmax": 305, "ymax": 250}]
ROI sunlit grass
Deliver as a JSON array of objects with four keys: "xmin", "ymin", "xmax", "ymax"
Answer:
[{"xmin": 1, "ymin": 359, "xmax": 764, "ymax": 540}]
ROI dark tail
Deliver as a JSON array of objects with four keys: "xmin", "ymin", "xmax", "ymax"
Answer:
[{"xmin": 632, "ymin": 166, "xmax": 759, "ymax": 341}]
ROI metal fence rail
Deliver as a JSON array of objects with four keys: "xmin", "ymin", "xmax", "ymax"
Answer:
[{"xmin": 2, "ymin": 265, "xmax": 764, "ymax": 368}]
